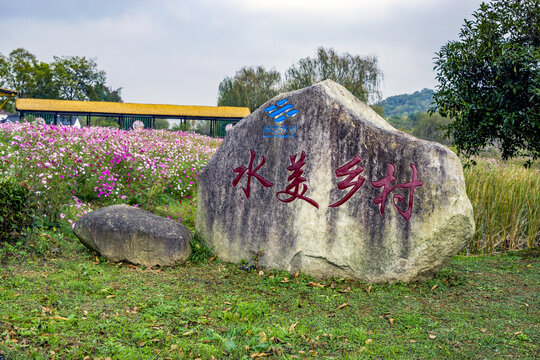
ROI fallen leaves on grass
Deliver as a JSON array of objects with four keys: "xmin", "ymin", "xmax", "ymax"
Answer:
[
  {"xmin": 126, "ymin": 306, "xmax": 139, "ymax": 314},
  {"xmin": 41, "ymin": 306, "xmax": 53, "ymax": 315},
  {"xmin": 480, "ymin": 327, "xmax": 487, "ymax": 333},
  {"xmin": 366, "ymin": 285, "xmax": 372, "ymax": 295},
  {"xmin": 338, "ymin": 286, "xmax": 351, "ymax": 293},
  {"xmin": 429, "ymin": 334, "xmax": 436, "ymax": 339},
  {"xmin": 209, "ymin": 255, "xmax": 217, "ymax": 262},
  {"xmin": 251, "ymin": 352, "xmax": 272, "ymax": 358},
  {"xmin": 431, "ymin": 284, "xmax": 438, "ymax": 291},
  {"xmin": 289, "ymin": 322, "xmax": 298, "ymax": 333},
  {"xmin": 365, "ymin": 339, "xmax": 373, "ymax": 344},
  {"xmin": 337, "ymin": 303, "xmax": 349, "ymax": 310},
  {"xmin": 294, "ymin": 270, "xmax": 300, "ymax": 278},
  {"xmin": 389, "ymin": 318, "xmax": 394, "ymax": 326},
  {"xmin": 307, "ymin": 281, "xmax": 324, "ymax": 288}
]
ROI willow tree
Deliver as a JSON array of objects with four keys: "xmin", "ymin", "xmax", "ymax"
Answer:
[
  {"xmin": 284, "ymin": 47, "xmax": 383, "ymax": 104},
  {"xmin": 217, "ymin": 66, "xmax": 282, "ymax": 112}
]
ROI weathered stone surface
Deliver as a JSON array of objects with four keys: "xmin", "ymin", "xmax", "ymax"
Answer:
[
  {"xmin": 196, "ymin": 80, "xmax": 474, "ymax": 283},
  {"xmin": 74, "ymin": 204, "xmax": 192, "ymax": 267}
]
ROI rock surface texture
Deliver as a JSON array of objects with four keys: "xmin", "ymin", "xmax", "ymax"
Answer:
[
  {"xmin": 74, "ymin": 204, "xmax": 192, "ymax": 267},
  {"xmin": 196, "ymin": 80, "xmax": 474, "ymax": 282}
]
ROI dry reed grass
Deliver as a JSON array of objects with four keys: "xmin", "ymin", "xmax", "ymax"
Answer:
[{"xmin": 464, "ymin": 157, "xmax": 539, "ymax": 253}]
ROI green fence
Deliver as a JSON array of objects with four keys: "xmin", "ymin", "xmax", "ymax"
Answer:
[
  {"xmin": 19, "ymin": 112, "xmax": 240, "ymax": 138},
  {"xmin": 211, "ymin": 119, "xmax": 239, "ymax": 138},
  {"xmin": 123, "ymin": 116, "xmax": 153, "ymax": 130},
  {"xmin": 23, "ymin": 112, "xmax": 56, "ymax": 124}
]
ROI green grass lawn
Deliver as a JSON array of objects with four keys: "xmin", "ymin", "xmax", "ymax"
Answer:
[{"xmin": 0, "ymin": 233, "xmax": 538, "ymax": 359}]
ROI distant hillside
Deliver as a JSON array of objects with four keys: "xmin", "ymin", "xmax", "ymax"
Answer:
[{"xmin": 378, "ymin": 88, "xmax": 434, "ymax": 117}]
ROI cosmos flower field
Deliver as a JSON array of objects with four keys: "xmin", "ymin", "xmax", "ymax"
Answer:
[{"xmin": 0, "ymin": 123, "xmax": 222, "ymax": 227}]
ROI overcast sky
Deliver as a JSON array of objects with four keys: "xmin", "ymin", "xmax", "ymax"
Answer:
[{"xmin": 1, "ymin": 0, "xmax": 484, "ymax": 106}]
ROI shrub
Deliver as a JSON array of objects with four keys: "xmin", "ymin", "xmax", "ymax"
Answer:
[
  {"xmin": 189, "ymin": 231, "xmax": 214, "ymax": 264},
  {"xmin": 154, "ymin": 118, "xmax": 170, "ymax": 130},
  {"xmin": 0, "ymin": 178, "xmax": 36, "ymax": 242}
]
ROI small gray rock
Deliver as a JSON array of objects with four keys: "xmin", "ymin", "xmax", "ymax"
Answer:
[{"xmin": 74, "ymin": 204, "xmax": 192, "ymax": 267}]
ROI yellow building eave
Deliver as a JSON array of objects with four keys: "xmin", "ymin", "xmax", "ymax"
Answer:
[
  {"xmin": 0, "ymin": 88, "xmax": 17, "ymax": 97},
  {"xmin": 16, "ymin": 98, "xmax": 250, "ymax": 118}
]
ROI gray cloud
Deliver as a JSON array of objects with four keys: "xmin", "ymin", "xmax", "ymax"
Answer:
[{"xmin": 1, "ymin": 0, "xmax": 483, "ymax": 105}]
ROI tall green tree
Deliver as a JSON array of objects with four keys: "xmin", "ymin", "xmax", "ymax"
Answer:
[
  {"xmin": 1, "ymin": 48, "xmax": 56, "ymax": 99},
  {"xmin": 86, "ymin": 83, "xmax": 123, "ymax": 102},
  {"xmin": 217, "ymin": 66, "xmax": 282, "ymax": 112},
  {"xmin": 52, "ymin": 56, "xmax": 107, "ymax": 101},
  {"xmin": 284, "ymin": 47, "xmax": 382, "ymax": 103},
  {"xmin": 433, "ymin": 0, "xmax": 539, "ymax": 164},
  {"xmin": 0, "ymin": 48, "xmax": 122, "ymax": 111}
]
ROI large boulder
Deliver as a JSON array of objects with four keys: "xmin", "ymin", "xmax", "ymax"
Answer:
[
  {"xmin": 74, "ymin": 204, "xmax": 192, "ymax": 267},
  {"xmin": 196, "ymin": 80, "xmax": 474, "ymax": 283}
]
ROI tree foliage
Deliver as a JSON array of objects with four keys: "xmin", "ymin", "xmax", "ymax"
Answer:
[
  {"xmin": 433, "ymin": 0, "xmax": 539, "ymax": 164},
  {"xmin": 0, "ymin": 48, "xmax": 57, "ymax": 100},
  {"xmin": 412, "ymin": 112, "xmax": 453, "ymax": 145},
  {"xmin": 51, "ymin": 56, "xmax": 106, "ymax": 100},
  {"xmin": 217, "ymin": 66, "xmax": 282, "ymax": 112},
  {"xmin": 0, "ymin": 48, "xmax": 122, "ymax": 112},
  {"xmin": 285, "ymin": 47, "xmax": 382, "ymax": 103},
  {"xmin": 154, "ymin": 118, "xmax": 170, "ymax": 130},
  {"xmin": 217, "ymin": 47, "xmax": 383, "ymax": 111},
  {"xmin": 379, "ymin": 88, "xmax": 434, "ymax": 117}
]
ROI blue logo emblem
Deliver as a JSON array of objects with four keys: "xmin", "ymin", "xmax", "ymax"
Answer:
[{"xmin": 264, "ymin": 99, "xmax": 298, "ymax": 123}]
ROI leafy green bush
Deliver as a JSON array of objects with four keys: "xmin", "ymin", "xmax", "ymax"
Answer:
[
  {"xmin": 171, "ymin": 122, "xmax": 191, "ymax": 132},
  {"xmin": 91, "ymin": 117, "xmax": 120, "ymax": 128},
  {"xmin": 0, "ymin": 178, "xmax": 36, "ymax": 242},
  {"xmin": 154, "ymin": 118, "xmax": 170, "ymax": 130},
  {"xmin": 189, "ymin": 231, "xmax": 214, "ymax": 264}
]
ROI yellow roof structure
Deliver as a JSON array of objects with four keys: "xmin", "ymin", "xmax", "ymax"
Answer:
[
  {"xmin": 0, "ymin": 88, "xmax": 17, "ymax": 97},
  {"xmin": 0, "ymin": 88, "xmax": 18, "ymax": 111},
  {"xmin": 16, "ymin": 98, "xmax": 250, "ymax": 119}
]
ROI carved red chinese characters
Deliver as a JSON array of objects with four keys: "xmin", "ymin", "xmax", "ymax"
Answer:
[
  {"xmin": 329, "ymin": 155, "xmax": 365, "ymax": 208},
  {"xmin": 371, "ymin": 163, "xmax": 423, "ymax": 221},
  {"xmin": 231, "ymin": 150, "xmax": 422, "ymax": 221},
  {"xmin": 232, "ymin": 149, "xmax": 274, "ymax": 198},
  {"xmin": 276, "ymin": 151, "xmax": 319, "ymax": 208}
]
